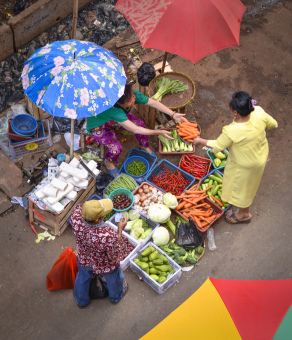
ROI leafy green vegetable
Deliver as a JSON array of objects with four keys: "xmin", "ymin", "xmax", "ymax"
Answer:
[
  {"xmin": 152, "ymin": 77, "xmax": 189, "ymax": 102},
  {"xmin": 158, "ymin": 128, "xmax": 193, "ymax": 153},
  {"xmin": 103, "ymin": 211, "xmax": 115, "ymax": 221},
  {"xmin": 166, "ymin": 219, "xmax": 176, "ymax": 235},
  {"xmin": 81, "ymin": 152, "xmax": 102, "ymax": 162}
]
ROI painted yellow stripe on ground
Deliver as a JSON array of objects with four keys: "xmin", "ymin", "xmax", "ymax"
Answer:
[{"xmin": 140, "ymin": 278, "xmax": 242, "ymax": 340}]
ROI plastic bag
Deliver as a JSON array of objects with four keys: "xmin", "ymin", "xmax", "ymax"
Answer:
[
  {"xmin": 175, "ymin": 217, "xmax": 203, "ymax": 249},
  {"xmin": 11, "ymin": 104, "xmax": 28, "ymax": 115},
  {"xmin": 64, "ymin": 132, "xmax": 80, "ymax": 151},
  {"xmin": 89, "ymin": 274, "xmax": 108, "ymax": 299},
  {"xmin": 46, "ymin": 248, "xmax": 78, "ymax": 290},
  {"xmin": 95, "ymin": 171, "xmax": 113, "ymax": 196},
  {"xmin": 52, "ymin": 117, "xmax": 85, "ymax": 134},
  {"xmin": 207, "ymin": 227, "xmax": 217, "ymax": 251},
  {"xmin": 137, "ymin": 62, "xmax": 156, "ymax": 86}
]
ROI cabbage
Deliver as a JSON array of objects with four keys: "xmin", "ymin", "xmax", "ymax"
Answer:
[
  {"xmin": 147, "ymin": 204, "xmax": 171, "ymax": 224},
  {"xmin": 130, "ymin": 223, "xmax": 144, "ymax": 239},
  {"xmin": 152, "ymin": 227, "xmax": 170, "ymax": 246},
  {"xmin": 163, "ymin": 193, "xmax": 178, "ymax": 209},
  {"xmin": 124, "ymin": 220, "xmax": 136, "ymax": 231},
  {"xmin": 131, "ymin": 219, "xmax": 143, "ymax": 231},
  {"xmin": 128, "ymin": 209, "xmax": 140, "ymax": 221},
  {"xmin": 123, "ymin": 211, "xmax": 129, "ymax": 220}
]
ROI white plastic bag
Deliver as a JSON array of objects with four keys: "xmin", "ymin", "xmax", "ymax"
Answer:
[
  {"xmin": 64, "ymin": 133, "xmax": 80, "ymax": 151},
  {"xmin": 11, "ymin": 104, "xmax": 28, "ymax": 115},
  {"xmin": 207, "ymin": 227, "xmax": 217, "ymax": 251}
]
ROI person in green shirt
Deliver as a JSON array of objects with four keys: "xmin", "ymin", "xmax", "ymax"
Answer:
[{"xmin": 87, "ymin": 84, "xmax": 184, "ymax": 177}]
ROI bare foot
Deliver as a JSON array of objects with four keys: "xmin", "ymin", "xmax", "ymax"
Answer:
[
  {"xmin": 104, "ymin": 159, "xmax": 116, "ymax": 170},
  {"xmin": 143, "ymin": 147, "xmax": 152, "ymax": 154}
]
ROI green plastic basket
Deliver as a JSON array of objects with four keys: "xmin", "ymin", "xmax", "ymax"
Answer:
[
  {"xmin": 207, "ymin": 149, "xmax": 228, "ymax": 171},
  {"xmin": 108, "ymin": 188, "xmax": 134, "ymax": 212}
]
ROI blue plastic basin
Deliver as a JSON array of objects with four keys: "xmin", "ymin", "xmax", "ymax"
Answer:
[{"xmin": 11, "ymin": 114, "xmax": 37, "ymax": 136}]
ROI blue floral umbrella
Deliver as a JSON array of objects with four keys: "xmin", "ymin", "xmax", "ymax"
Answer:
[{"xmin": 21, "ymin": 39, "xmax": 127, "ymax": 155}]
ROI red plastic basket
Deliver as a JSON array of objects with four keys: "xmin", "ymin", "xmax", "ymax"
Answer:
[
  {"xmin": 178, "ymin": 154, "xmax": 212, "ymax": 179},
  {"xmin": 158, "ymin": 128, "xmax": 195, "ymax": 155},
  {"xmin": 8, "ymin": 118, "xmax": 38, "ymax": 141},
  {"xmin": 175, "ymin": 197, "xmax": 224, "ymax": 233}
]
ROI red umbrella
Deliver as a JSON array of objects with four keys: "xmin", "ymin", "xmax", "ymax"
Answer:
[{"xmin": 115, "ymin": 0, "xmax": 246, "ymax": 65}]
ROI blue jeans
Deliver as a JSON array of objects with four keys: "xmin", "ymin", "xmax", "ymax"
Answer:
[{"xmin": 74, "ymin": 258, "xmax": 124, "ymax": 306}]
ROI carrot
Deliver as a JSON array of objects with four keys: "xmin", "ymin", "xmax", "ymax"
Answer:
[
  {"xmin": 177, "ymin": 195, "xmax": 201, "ymax": 200},
  {"xmin": 180, "ymin": 126, "xmax": 197, "ymax": 132},
  {"xmin": 177, "ymin": 131, "xmax": 192, "ymax": 136},
  {"xmin": 184, "ymin": 203, "xmax": 193, "ymax": 209},
  {"xmin": 176, "ymin": 193, "xmax": 200, "ymax": 198},
  {"xmin": 176, "ymin": 201, "xmax": 186, "ymax": 210},
  {"xmin": 192, "ymin": 215, "xmax": 203, "ymax": 229},
  {"xmin": 191, "ymin": 203, "xmax": 210, "ymax": 209},
  {"xmin": 182, "ymin": 195, "xmax": 208, "ymax": 205},
  {"xmin": 185, "ymin": 189, "xmax": 207, "ymax": 194},
  {"xmin": 189, "ymin": 211, "xmax": 211, "ymax": 217},
  {"xmin": 178, "ymin": 129, "xmax": 198, "ymax": 136},
  {"xmin": 210, "ymin": 195, "xmax": 223, "ymax": 207},
  {"xmin": 181, "ymin": 120, "xmax": 197, "ymax": 126}
]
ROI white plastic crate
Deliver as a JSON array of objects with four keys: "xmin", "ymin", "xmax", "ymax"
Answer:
[
  {"xmin": 105, "ymin": 221, "xmax": 141, "ymax": 271},
  {"xmin": 108, "ymin": 211, "xmax": 160, "ymax": 247},
  {"xmin": 130, "ymin": 242, "xmax": 182, "ymax": 294}
]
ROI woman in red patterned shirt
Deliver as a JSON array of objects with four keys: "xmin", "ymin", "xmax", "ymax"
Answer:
[{"xmin": 71, "ymin": 199, "xmax": 128, "ymax": 307}]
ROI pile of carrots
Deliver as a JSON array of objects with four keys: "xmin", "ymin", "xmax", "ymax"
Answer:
[
  {"xmin": 175, "ymin": 182, "xmax": 221, "ymax": 231},
  {"xmin": 177, "ymin": 118, "xmax": 200, "ymax": 142}
]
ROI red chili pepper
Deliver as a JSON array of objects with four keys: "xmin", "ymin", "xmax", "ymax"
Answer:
[
  {"xmin": 152, "ymin": 166, "xmax": 190, "ymax": 195},
  {"xmin": 179, "ymin": 155, "xmax": 210, "ymax": 179}
]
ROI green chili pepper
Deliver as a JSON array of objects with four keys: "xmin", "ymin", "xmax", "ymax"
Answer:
[{"xmin": 126, "ymin": 161, "xmax": 146, "ymax": 176}]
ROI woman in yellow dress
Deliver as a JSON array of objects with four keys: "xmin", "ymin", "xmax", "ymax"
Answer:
[{"xmin": 194, "ymin": 91, "xmax": 278, "ymax": 224}]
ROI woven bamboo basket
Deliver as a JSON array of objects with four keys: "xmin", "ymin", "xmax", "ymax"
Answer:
[
  {"xmin": 148, "ymin": 72, "xmax": 196, "ymax": 110},
  {"xmin": 181, "ymin": 240, "xmax": 206, "ymax": 267}
]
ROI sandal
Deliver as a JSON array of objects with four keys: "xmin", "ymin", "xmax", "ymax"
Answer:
[
  {"xmin": 103, "ymin": 162, "xmax": 119, "ymax": 178},
  {"xmin": 110, "ymin": 281, "xmax": 129, "ymax": 304},
  {"xmin": 225, "ymin": 213, "xmax": 251, "ymax": 225}
]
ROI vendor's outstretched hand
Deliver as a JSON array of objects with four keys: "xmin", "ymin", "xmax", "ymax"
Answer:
[
  {"xmin": 173, "ymin": 112, "xmax": 185, "ymax": 123},
  {"xmin": 160, "ymin": 130, "xmax": 174, "ymax": 140},
  {"xmin": 193, "ymin": 137, "xmax": 201, "ymax": 146},
  {"xmin": 118, "ymin": 216, "xmax": 127, "ymax": 243}
]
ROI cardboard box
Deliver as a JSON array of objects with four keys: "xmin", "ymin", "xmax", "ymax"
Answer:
[{"xmin": 26, "ymin": 96, "xmax": 51, "ymax": 120}]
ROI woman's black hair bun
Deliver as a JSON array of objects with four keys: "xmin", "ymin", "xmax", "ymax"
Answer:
[
  {"xmin": 137, "ymin": 63, "xmax": 156, "ymax": 86},
  {"xmin": 230, "ymin": 91, "xmax": 254, "ymax": 116}
]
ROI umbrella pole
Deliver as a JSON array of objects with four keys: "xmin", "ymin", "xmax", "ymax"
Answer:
[
  {"xmin": 70, "ymin": 119, "xmax": 75, "ymax": 158},
  {"xmin": 70, "ymin": 0, "xmax": 78, "ymax": 158},
  {"xmin": 161, "ymin": 52, "xmax": 168, "ymax": 74},
  {"xmin": 71, "ymin": 0, "xmax": 78, "ymax": 39}
]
